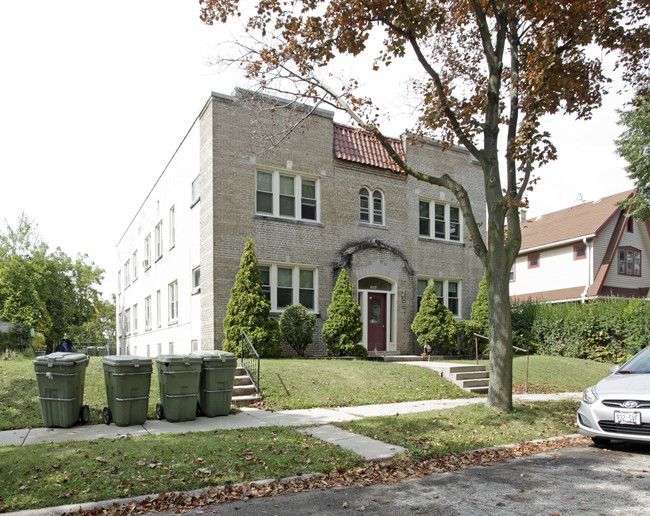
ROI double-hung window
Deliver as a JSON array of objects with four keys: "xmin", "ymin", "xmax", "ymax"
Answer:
[
  {"xmin": 124, "ymin": 259, "xmax": 131, "ymax": 287},
  {"xmin": 192, "ymin": 266, "xmax": 200, "ymax": 294},
  {"xmin": 417, "ymin": 278, "xmax": 460, "ymax": 316},
  {"xmin": 132, "ymin": 251, "xmax": 138, "ymax": 281},
  {"xmin": 144, "ymin": 234, "xmax": 151, "ymax": 270},
  {"xmin": 618, "ymin": 247, "xmax": 641, "ymax": 276},
  {"xmin": 419, "ymin": 199, "xmax": 462, "ymax": 242},
  {"xmin": 359, "ymin": 188, "xmax": 384, "ymax": 225},
  {"xmin": 144, "ymin": 296, "xmax": 152, "ymax": 331},
  {"xmin": 258, "ymin": 264, "xmax": 317, "ymax": 311},
  {"xmin": 169, "ymin": 206, "xmax": 176, "ymax": 249},
  {"xmin": 155, "ymin": 221, "xmax": 163, "ymax": 261},
  {"xmin": 168, "ymin": 281, "xmax": 178, "ymax": 323},
  {"xmin": 256, "ymin": 170, "xmax": 319, "ymax": 222},
  {"xmin": 191, "ymin": 175, "xmax": 200, "ymax": 206}
]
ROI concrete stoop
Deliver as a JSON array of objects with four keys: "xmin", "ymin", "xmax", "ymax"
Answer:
[
  {"xmin": 232, "ymin": 367, "xmax": 262, "ymax": 407},
  {"xmin": 430, "ymin": 363, "xmax": 490, "ymax": 394},
  {"xmin": 397, "ymin": 360, "xmax": 490, "ymax": 394}
]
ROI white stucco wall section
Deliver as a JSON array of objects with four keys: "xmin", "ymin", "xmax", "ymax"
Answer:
[{"xmin": 115, "ymin": 122, "xmax": 201, "ymax": 357}]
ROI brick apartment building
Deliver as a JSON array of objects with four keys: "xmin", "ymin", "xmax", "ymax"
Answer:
[{"xmin": 115, "ymin": 90, "xmax": 486, "ymax": 357}]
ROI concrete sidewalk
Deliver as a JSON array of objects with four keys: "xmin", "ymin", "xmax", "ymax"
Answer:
[{"xmin": 0, "ymin": 392, "xmax": 581, "ymax": 460}]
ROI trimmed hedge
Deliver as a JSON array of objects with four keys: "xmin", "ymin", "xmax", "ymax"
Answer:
[{"xmin": 511, "ymin": 298, "xmax": 650, "ymax": 363}]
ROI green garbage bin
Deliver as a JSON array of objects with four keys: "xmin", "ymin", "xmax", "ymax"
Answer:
[
  {"xmin": 33, "ymin": 352, "xmax": 90, "ymax": 428},
  {"xmin": 192, "ymin": 350, "xmax": 237, "ymax": 417},
  {"xmin": 86, "ymin": 346, "xmax": 97, "ymax": 357},
  {"xmin": 155, "ymin": 355, "xmax": 202, "ymax": 422},
  {"xmin": 102, "ymin": 355, "xmax": 152, "ymax": 426}
]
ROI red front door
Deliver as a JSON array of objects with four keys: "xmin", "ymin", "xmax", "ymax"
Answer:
[{"xmin": 367, "ymin": 292, "xmax": 387, "ymax": 352}]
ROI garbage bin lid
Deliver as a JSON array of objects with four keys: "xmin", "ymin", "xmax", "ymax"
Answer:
[
  {"xmin": 191, "ymin": 350, "xmax": 237, "ymax": 362},
  {"xmin": 33, "ymin": 352, "xmax": 89, "ymax": 367},
  {"xmin": 102, "ymin": 355, "xmax": 152, "ymax": 368},
  {"xmin": 155, "ymin": 354, "xmax": 203, "ymax": 366}
]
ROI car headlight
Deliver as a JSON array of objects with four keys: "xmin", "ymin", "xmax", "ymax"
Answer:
[{"xmin": 583, "ymin": 386, "xmax": 599, "ymax": 404}]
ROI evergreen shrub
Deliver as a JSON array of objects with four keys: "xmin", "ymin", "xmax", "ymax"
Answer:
[
  {"xmin": 280, "ymin": 304, "xmax": 315, "ymax": 357},
  {"xmin": 222, "ymin": 239, "xmax": 282, "ymax": 358},
  {"xmin": 322, "ymin": 269, "xmax": 365, "ymax": 357},
  {"xmin": 411, "ymin": 282, "xmax": 457, "ymax": 354}
]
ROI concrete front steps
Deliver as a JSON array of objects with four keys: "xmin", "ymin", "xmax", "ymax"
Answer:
[
  {"xmin": 386, "ymin": 356, "xmax": 490, "ymax": 394},
  {"xmin": 232, "ymin": 366, "xmax": 263, "ymax": 407}
]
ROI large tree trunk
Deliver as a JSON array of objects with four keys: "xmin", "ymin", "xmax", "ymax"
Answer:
[{"xmin": 485, "ymin": 227, "xmax": 513, "ymax": 412}]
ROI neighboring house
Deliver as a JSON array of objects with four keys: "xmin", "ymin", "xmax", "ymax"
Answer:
[
  {"xmin": 115, "ymin": 90, "xmax": 486, "ymax": 357},
  {"xmin": 510, "ymin": 190, "xmax": 650, "ymax": 304}
]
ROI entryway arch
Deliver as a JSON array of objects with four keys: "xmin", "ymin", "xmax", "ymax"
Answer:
[{"xmin": 357, "ymin": 275, "xmax": 397, "ymax": 353}]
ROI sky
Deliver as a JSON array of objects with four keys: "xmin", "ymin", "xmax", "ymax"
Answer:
[{"xmin": 0, "ymin": 1, "xmax": 634, "ymax": 299}]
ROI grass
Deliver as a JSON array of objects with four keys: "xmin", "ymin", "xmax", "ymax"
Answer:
[
  {"xmin": 0, "ymin": 401, "xmax": 579, "ymax": 512},
  {"xmin": 0, "ymin": 357, "xmax": 162, "ymax": 431},
  {"xmin": 457, "ymin": 355, "xmax": 612, "ymax": 394},
  {"xmin": 0, "ymin": 426, "xmax": 363, "ymax": 513},
  {"xmin": 1, "ymin": 354, "xmax": 611, "ymax": 430},
  {"xmin": 335, "ymin": 400, "xmax": 578, "ymax": 460},
  {"xmin": 259, "ymin": 359, "xmax": 473, "ymax": 410}
]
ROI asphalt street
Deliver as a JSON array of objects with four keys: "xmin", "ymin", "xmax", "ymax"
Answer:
[{"xmin": 148, "ymin": 441, "xmax": 650, "ymax": 516}]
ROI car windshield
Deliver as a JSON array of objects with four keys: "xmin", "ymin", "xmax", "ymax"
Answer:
[{"xmin": 617, "ymin": 347, "xmax": 650, "ymax": 374}]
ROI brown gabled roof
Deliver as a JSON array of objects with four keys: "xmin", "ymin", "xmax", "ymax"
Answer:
[
  {"xmin": 333, "ymin": 123, "xmax": 404, "ymax": 172},
  {"xmin": 519, "ymin": 190, "xmax": 633, "ymax": 252}
]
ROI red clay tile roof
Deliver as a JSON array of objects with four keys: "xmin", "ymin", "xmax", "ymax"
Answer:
[
  {"xmin": 511, "ymin": 286, "xmax": 586, "ymax": 304},
  {"xmin": 519, "ymin": 190, "xmax": 633, "ymax": 252},
  {"xmin": 333, "ymin": 123, "xmax": 404, "ymax": 172}
]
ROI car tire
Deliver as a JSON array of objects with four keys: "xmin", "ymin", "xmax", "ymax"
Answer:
[{"xmin": 591, "ymin": 437, "xmax": 610, "ymax": 446}]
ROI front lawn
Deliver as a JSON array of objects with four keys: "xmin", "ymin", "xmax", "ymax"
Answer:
[
  {"xmin": 458, "ymin": 355, "xmax": 612, "ymax": 394},
  {"xmin": 259, "ymin": 359, "xmax": 473, "ymax": 410},
  {"xmin": 0, "ymin": 400, "xmax": 580, "ymax": 513},
  {"xmin": 335, "ymin": 400, "xmax": 578, "ymax": 460}
]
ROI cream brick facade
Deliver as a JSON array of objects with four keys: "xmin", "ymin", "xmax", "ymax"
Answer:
[{"xmin": 117, "ymin": 90, "xmax": 486, "ymax": 357}]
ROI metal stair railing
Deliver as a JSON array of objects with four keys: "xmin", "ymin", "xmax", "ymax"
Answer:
[{"xmin": 240, "ymin": 330, "xmax": 260, "ymax": 394}]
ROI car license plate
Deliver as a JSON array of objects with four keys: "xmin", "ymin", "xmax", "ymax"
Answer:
[{"xmin": 614, "ymin": 410, "xmax": 641, "ymax": 425}]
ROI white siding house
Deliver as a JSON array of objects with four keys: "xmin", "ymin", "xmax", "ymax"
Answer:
[{"xmin": 510, "ymin": 191, "xmax": 650, "ymax": 303}]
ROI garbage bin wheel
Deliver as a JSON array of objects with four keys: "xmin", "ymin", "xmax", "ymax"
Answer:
[
  {"xmin": 196, "ymin": 403, "xmax": 203, "ymax": 417},
  {"xmin": 156, "ymin": 402, "xmax": 164, "ymax": 420},
  {"xmin": 102, "ymin": 406, "xmax": 112, "ymax": 425},
  {"xmin": 79, "ymin": 405, "xmax": 90, "ymax": 425}
]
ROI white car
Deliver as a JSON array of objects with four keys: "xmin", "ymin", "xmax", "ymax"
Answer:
[{"xmin": 577, "ymin": 347, "xmax": 650, "ymax": 445}]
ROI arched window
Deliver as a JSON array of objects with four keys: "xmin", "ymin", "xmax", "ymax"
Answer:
[
  {"xmin": 359, "ymin": 188, "xmax": 370, "ymax": 222},
  {"xmin": 359, "ymin": 188, "xmax": 384, "ymax": 225}
]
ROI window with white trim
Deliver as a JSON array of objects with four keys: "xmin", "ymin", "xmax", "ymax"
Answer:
[
  {"xmin": 124, "ymin": 308, "xmax": 131, "ymax": 335},
  {"xmin": 192, "ymin": 266, "xmax": 200, "ymax": 294},
  {"xmin": 258, "ymin": 264, "xmax": 317, "ymax": 311},
  {"xmin": 132, "ymin": 251, "xmax": 138, "ymax": 281},
  {"xmin": 144, "ymin": 234, "xmax": 151, "ymax": 270},
  {"xmin": 168, "ymin": 281, "xmax": 178, "ymax": 323},
  {"xmin": 256, "ymin": 170, "xmax": 318, "ymax": 221},
  {"xmin": 618, "ymin": 247, "xmax": 641, "ymax": 276},
  {"xmin": 359, "ymin": 188, "xmax": 384, "ymax": 225},
  {"xmin": 156, "ymin": 289, "xmax": 161, "ymax": 328},
  {"xmin": 419, "ymin": 199, "xmax": 461, "ymax": 242},
  {"xmin": 191, "ymin": 339, "xmax": 199, "ymax": 352},
  {"xmin": 169, "ymin": 206, "xmax": 176, "ymax": 249},
  {"xmin": 191, "ymin": 175, "xmax": 200, "ymax": 206},
  {"xmin": 117, "ymin": 271, "xmax": 122, "ymax": 293},
  {"xmin": 417, "ymin": 278, "xmax": 461, "ymax": 316},
  {"xmin": 133, "ymin": 304, "xmax": 138, "ymax": 334},
  {"xmin": 144, "ymin": 296, "xmax": 152, "ymax": 331},
  {"xmin": 124, "ymin": 259, "xmax": 131, "ymax": 287},
  {"xmin": 155, "ymin": 221, "xmax": 163, "ymax": 261}
]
